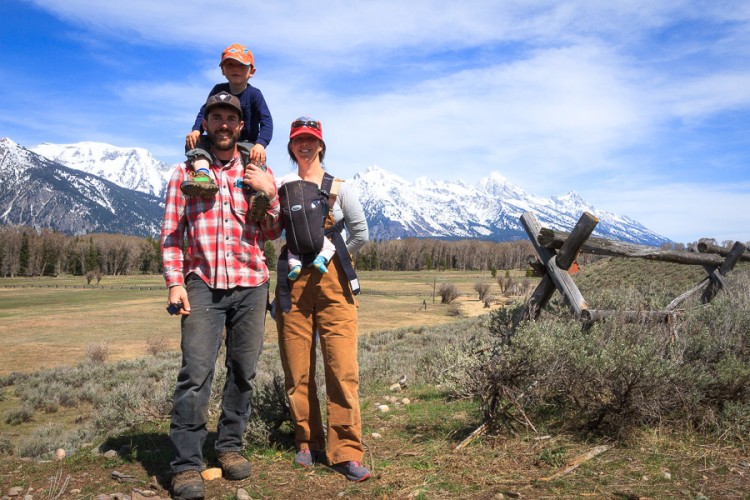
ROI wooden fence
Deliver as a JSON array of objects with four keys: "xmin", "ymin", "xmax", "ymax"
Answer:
[{"xmin": 512, "ymin": 211, "xmax": 748, "ymax": 335}]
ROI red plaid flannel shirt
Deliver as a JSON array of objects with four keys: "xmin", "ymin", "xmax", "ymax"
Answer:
[{"xmin": 160, "ymin": 153, "xmax": 282, "ymax": 289}]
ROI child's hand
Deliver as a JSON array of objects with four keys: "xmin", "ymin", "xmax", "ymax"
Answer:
[
  {"xmin": 186, "ymin": 130, "xmax": 201, "ymax": 149},
  {"xmin": 250, "ymin": 143, "xmax": 266, "ymax": 166}
]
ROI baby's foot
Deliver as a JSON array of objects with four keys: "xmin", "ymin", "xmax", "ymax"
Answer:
[
  {"xmin": 312, "ymin": 256, "xmax": 328, "ymax": 274},
  {"xmin": 288, "ymin": 265, "xmax": 301, "ymax": 280}
]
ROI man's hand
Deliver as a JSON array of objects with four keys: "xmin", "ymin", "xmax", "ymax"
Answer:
[
  {"xmin": 185, "ymin": 130, "xmax": 201, "ymax": 150},
  {"xmin": 243, "ymin": 163, "xmax": 277, "ymax": 199},
  {"xmin": 249, "ymin": 143, "xmax": 266, "ymax": 166},
  {"xmin": 168, "ymin": 285, "xmax": 191, "ymax": 316}
]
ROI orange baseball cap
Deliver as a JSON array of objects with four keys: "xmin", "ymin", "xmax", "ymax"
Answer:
[{"xmin": 220, "ymin": 43, "xmax": 254, "ymax": 67}]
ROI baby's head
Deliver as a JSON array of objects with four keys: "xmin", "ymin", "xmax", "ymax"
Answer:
[{"xmin": 220, "ymin": 43, "xmax": 256, "ymax": 83}]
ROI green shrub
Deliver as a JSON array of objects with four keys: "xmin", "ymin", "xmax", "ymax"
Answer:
[
  {"xmin": 5, "ymin": 407, "xmax": 34, "ymax": 425},
  {"xmin": 466, "ymin": 269, "xmax": 750, "ymax": 442}
]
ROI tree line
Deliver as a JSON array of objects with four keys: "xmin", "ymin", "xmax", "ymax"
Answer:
[
  {"xmin": 0, "ymin": 226, "xmax": 161, "ymax": 277},
  {"xmin": 0, "ymin": 225, "xmax": 542, "ymax": 277}
]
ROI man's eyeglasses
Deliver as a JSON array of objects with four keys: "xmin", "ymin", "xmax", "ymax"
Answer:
[{"xmin": 291, "ymin": 120, "xmax": 321, "ymax": 130}]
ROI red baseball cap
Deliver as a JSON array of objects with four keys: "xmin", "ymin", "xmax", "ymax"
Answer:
[
  {"xmin": 289, "ymin": 117, "xmax": 323, "ymax": 141},
  {"xmin": 220, "ymin": 43, "xmax": 254, "ymax": 67}
]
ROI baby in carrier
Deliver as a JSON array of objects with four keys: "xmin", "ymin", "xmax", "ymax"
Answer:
[{"xmin": 277, "ymin": 172, "xmax": 337, "ymax": 280}]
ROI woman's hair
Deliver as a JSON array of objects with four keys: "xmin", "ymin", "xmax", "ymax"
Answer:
[{"xmin": 287, "ymin": 139, "xmax": 326, "ymax": 165}]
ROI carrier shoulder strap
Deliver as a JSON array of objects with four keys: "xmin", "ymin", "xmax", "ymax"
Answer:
[{"xmin": 319, "ymin": 172, "xmax": 335, "ymax": 214}]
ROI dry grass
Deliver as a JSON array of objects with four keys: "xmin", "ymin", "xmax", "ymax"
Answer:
[{"xmin": 0, "ymin": 271, "xmax": 519, "ymax": 375}]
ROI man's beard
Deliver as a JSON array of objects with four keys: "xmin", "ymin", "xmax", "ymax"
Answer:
[{"xmin": 207, "ymin": 126, "xmax": 240, "ymax": 151}]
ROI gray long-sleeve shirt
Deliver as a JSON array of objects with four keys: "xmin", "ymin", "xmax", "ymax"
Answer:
[{"xmin": 332, "ymin": 181, "xmax": 369, "ymax": 254}]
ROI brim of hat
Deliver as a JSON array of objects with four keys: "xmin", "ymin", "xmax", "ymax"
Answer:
[
  {"xmin": 206, "ymin": 103, "xmax": 243, "ymax": 115},
  {"xmin": 220, "ymin": 56, "xmax": 252, "ymax": 66},
  {"xmin": 289, "ymin": 128, "xmax": 323, "ymax": 141}
]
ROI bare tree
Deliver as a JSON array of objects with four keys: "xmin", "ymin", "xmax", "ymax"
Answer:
[
  {"xmin": 473, "ymin": 281, "xmax": 491, "ymax": 301},
  {"xmin": 439, "ymin": 283, "xmax": 460, "ymax": 304}
]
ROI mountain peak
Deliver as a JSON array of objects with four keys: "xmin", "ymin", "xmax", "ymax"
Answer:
[{"xmin": 31, "ymin": 142, "xmax": 175, "ymax": 197}]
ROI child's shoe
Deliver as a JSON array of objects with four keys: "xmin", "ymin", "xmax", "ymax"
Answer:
[
  {"xmin": 181, "ymin": 166, "xmax": 218, "ymax": 199},
  {"xmin": 312, "ymin": 255, "xmax": 328, "ymax": 274},
  {"xmin": 288, "ymin": 265, "xmax": 301, "ymax": 280},
  {"xmin": 249, "ymin": 191, "xmax": 270, "ymax": 221}
]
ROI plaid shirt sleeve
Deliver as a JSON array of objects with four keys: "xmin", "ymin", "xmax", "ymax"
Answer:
[{"xmin": 160, "ymin": 165, "xmax": 189, "ymax": 288}]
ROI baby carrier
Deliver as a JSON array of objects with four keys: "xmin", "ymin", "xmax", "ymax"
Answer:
[{"xmin": 276, "ymin": 172, "xmax": 360, "ymax": 312}]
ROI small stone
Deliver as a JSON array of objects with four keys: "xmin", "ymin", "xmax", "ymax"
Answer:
[
  {"xmin": 201, "ymin": 467, "xmax": 222, "ymax": 481},
  {"xmin": 236, "ymin": 488, "xmax": 251, "ymax": 500},
  {"xmin": 371, "ymin": 432, "xmax": 382, "ymax": 439},
  {"xmin": 103, "ymin": 449, "xmax": 119, "ymax": 459},
  {"xmin": 54, "ymin": 448, "xmax": 66, "ymax": 461},
  {"xmin": 401, "ymin": 398, "xmax": 411, "ymax": 405},
  {"xmin": 71, "ymin": 490, "xmax": 81, "ymax": 495},
  {"xmin": 389, "ymin": 383, "xmax": 402, "ymax": 392},
  {"xmin": 8, "ymin": 487, "xmax": 23, "ymax": 496},
  {"xmin": 149, "ymin": 476, "xmax": 162, "ymax": 490},
  {"xmin": 377, "ymin": 404, "xmax": 390, "ymax": 413},
  {"xmin": 663, "ymin": 471, "xmax": 672, "ymax": 480}
]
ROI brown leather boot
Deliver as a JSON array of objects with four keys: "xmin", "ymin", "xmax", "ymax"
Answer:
[
  {"xmin": 249, "ymin": 191, "xmax": 271, "ymax": 221},
  {"xmin": 217, "ymin": 451, "xmax": 252, "ymax": 480},
  {"xmin": 171, "ymin": 469, "xmax": 205, "ymax": 499}
]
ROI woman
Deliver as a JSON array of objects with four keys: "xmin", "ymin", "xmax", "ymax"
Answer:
[{"xmin": 274, "ymin": 117, "xmax": 370, "ymax": 481}]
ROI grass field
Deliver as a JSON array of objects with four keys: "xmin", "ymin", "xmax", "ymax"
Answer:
[
  {"xmin": 0, "ymin": 270, "xmax": 520, "ymax": 375},
  {"xmin": 1, "ymin": 263, "xmax": 748, "ymax": 498}
]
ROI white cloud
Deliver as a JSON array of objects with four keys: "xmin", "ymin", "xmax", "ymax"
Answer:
[{"xmin": 8, "ymin": 0, "xmax": 750, "ymax": 243}]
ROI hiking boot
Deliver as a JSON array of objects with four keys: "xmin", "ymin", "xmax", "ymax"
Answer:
[
  {"xmin": 312, "ymin": 255, "xmax": 329, "ymax": 274},
  {"xmin": 249, "ymin": 191, "xmax": 271, "ymax": 221},
  {"xmin": 171, "ymin": 470, "xmax": 205, "ymax": 499},
  {"xmin": 217, "ymin": 451, "xmax": 251, "ymax": 480},
  {"xmin": 330, "ymin": 460, "xmax": 371, "ymax": 482},
  {"xmin": 294, "ymin": 449, "xmax": 323, "ymax": 468},
  {"xmin": 181, "ymin": 172, "xmax": 218, "ymax": 199}
]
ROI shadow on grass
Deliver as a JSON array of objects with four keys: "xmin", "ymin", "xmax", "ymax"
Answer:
[{"xmin": 101, "ymin": 425, "xmax": 298, "ymax": 489}]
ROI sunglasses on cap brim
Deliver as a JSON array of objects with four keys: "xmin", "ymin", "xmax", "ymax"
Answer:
[{"xmin": 291, "ymin": 120, "xmax": 321, "ymax": 130}]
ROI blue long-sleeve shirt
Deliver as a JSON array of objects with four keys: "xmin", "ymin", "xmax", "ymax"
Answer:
[{"xmin": 191, "ymin": 83, "xmax": 273, "ymax": 147}]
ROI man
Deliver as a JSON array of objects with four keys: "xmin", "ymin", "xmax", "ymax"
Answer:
[{"xmin": 161, "ymin": 91, "xmax": 281, "ymax": 499}]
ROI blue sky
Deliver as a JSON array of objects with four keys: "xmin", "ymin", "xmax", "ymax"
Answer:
[{"xmin": 1, "ymin": 1, "xmax": 749, "ymax": 244}]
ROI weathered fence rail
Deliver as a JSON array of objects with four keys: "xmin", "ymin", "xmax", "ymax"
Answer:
[{"xmin": 512, "ymin": 211, "xmax": 748, "ymax": 336}]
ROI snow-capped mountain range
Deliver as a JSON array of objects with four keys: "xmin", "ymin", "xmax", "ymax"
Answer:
[
  {"xmin": 1, "ymin": 137, "xmax": 669, "ymax": 245},
  {"xmin": 31, "ymin": 142, "xmax": 174, "ymax": 198},
  {"xmin": 0, "ymin": 138, "xmax": 163, "ymax": 236},
  {"xmin": 351, "ymin": 166, "xmax": 668, "ymax": 245}
]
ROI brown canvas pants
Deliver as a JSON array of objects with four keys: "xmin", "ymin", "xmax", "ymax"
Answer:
[{"xmin": 275, "ymin": 252, "xmax": 364, "ymax": 465}]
